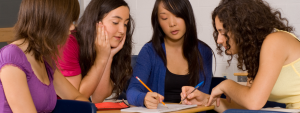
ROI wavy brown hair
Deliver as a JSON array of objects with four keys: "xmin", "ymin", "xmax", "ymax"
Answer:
[
  {"xmin": 75, "ymin": 0, "xmax": 134, "ymax": 98},
  {"xmin": 212, "ymin": 0, "xmax": 294, "ymax": 82},
  {"xmin": 14, "ymin": 0, "xmax": 79, "ymax": 67}
]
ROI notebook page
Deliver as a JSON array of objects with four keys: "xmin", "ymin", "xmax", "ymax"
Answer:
[{"xmin": 121, "ymin": 104, "xmax": 197, "ymax": 113}]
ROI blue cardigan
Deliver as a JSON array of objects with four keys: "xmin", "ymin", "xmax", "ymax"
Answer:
[{"xmin": 126, "ymin": 42, "xmax": 213, "ymax": 106}]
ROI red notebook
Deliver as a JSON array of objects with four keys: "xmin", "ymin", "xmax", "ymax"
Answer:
[{"xmin": 95, "ymin": 101, "xmax": 130, "ymax": 110}]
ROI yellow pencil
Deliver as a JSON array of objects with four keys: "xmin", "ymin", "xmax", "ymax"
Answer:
[{"xmin": 136, "ymin": 76, "xmax": 168, "ymax": 108}]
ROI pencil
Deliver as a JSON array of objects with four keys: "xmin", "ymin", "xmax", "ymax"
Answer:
[
  {"xmin": 179, "ymin": 81, "xmax": 204, "ymax": 104},
  {"xmin": 136, "ymin": 76, "xmax": 168, "ymax": 108}
]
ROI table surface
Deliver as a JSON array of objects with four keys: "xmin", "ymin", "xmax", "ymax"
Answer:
[
  {"xmin": 234, "ymin": 72, "xmax": 248, "ymax": 76},
  {"xmin": 96, "ymin": 103, "xmax": 215, "ymax": 113}
]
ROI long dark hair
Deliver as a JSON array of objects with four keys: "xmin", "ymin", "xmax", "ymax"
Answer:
[
  {"xmin": 150, "ymin": 0, "xmax": 211, "ymax": 86},
  {"xmin": 212, "ymin": 0, "xmax": 294, "ymax": 82},
  {"xmin": 14, "ymin": 0, "xmax": 79, "ymax": 67},
  {"xmin": 75, "ymin": 0, "xmax": 134, "ymax": 98}
]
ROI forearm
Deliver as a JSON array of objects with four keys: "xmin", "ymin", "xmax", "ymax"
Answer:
[
  {"xmin": 214, "ymin": 98, "xmax": 246, "ymax": 112},
  {"xmin": 198, "ymin": 92, "xmax": 245, "ymax": 112},
  {"xmin": 91, "ymin": 58, "xmax": 114, "ymax": 103},
  {"xmin": 73, "ymin": 94, "xmax": 90, "ymax": 102},
  {"xmin": 221, "ymin": 79, "xmax": 265, "ymax": 110},
  {"xmin": 78, "ymin": 59, "xmax": 108, "ymax": 98}
]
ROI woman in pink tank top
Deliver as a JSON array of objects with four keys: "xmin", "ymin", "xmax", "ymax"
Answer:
[
  {"xmin": 0, "ymin": 0, "xmax": 89, "ymax": 112},
  {"xmin": 56, "ymin": 0, "xmax": 135, "ymax": 103}
]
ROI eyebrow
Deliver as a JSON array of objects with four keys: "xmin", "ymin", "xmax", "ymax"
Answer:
[
  {"xmin": 159, "ymin": 12, "xmax": 166, "ymax": 14},
  {"xmin": 112, "ymin": 16, "xmax": 129, "ymax": 21}
]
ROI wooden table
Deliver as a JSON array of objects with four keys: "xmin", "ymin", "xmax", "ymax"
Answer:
[
  {"xmin": 97, "ymin": 104, "xmax": 215, "ymax": 113},
  {"xmin": 0, "ymin": 27, "xmax": 15, "ymax": 43},
  {"xmin": 234, "ymin": 72, "xmax": 248, "ymax": 82},
  {"xmin": 233, "ymin": 72, "xmax": 248, "ymax": 76}
]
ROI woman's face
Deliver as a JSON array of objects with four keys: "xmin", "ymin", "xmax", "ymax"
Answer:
[
  {"xmin": 158, "ymin": 2, "xmax": 186, "ymax": 41},
  {"xmin": 102, "ymin": 6, "xmax": 130, "ymax": 48},
  {"xmin": 215, "ymin": 16, "xmax": 238, "ymax": 55}
]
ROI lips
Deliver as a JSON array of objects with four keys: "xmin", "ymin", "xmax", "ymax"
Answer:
[
  {"xmin": 114, "ymin": 36, "xmax": 121, "ymax": 40},
  {"xmin": 171, "ymin": 30, "xmax": 179, "ymax": 35}
]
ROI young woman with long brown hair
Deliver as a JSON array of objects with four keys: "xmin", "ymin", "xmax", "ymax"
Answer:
[
  {"xmin": 56, "ymin": 0, "xmax": 134, "ymax": 103},
  {"xmin": 0, "ymin": 0, "xmax": 88, "ymax": 112},
  {"xmin": 181, "ymin": 0, "xmax": 300, "ymax": 112}
]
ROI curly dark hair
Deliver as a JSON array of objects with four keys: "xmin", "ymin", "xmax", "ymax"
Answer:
[
  {"xmin": 75, "ymin": 0, "xmax": 134, "ymax": 98},
  {"xmin": 212, "ymin": 0, "xmax": 294, "ymax": 82}
]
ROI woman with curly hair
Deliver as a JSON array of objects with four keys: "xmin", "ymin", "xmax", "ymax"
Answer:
[
  {"xmin": 181, "ymin": 0, "xmax": 300, "ymax": 112},
  {"xmin": 56, "ymin": 0, "xmax": 134, "ymax": 103}
]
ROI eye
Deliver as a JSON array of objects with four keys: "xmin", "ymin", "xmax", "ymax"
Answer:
[
  {"xmin": 162, "ymin": 18, "xmax": 167, "ymax": 20},
  {"xmin": 124, "ymin": 24, "xmax": 128, "ymax": 27},
  {"xmin": 113, "ymin": 22, "xmax": 118, "ymax": 25}
]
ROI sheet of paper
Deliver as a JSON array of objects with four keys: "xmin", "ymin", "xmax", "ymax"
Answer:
[{"xmin": 121, "ymin": 104, "xmax": 197, "ymax": 113}]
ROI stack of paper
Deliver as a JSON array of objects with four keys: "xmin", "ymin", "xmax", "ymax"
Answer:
[{"xmin": 121, "ymin": 104, "xmax": 197, "ymax": 113}]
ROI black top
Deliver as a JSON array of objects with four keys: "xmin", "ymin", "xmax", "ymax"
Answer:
[{"xmin": 164, "ymin": 68, "xmax": 190, "ymax": 103}]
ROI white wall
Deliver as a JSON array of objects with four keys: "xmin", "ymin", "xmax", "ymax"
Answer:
[{"xmin": 80, "ymin": 0, "xmax": 300, "ymax": 81}]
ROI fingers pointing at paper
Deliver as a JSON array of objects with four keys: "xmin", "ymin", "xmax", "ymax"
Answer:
[{"xmin": 206, "ymin": 85, "xmax": 224, "ymax": 107}]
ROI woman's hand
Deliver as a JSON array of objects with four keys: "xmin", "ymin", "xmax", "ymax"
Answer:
[
  {"xmin": 180, "ymin": 86, "xmax": 210, "ymax": 106},
  {"xmin": 144, "ymin": 92, "xmax": 164, "ymax": 109},
  {"xmin": 110, "ymin": 33, "xmax": 126, "ymax": 58},
  {"xmin": 95, "ymin": 22, "xmax": 111, "ymax": 62},
  {"xmin": 206, "ymin": 81, "xmax": 231, "ymax": 107}
]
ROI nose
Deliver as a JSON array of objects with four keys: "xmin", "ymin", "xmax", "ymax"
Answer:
[
  {"xmin": 217, "ymin": 33, "xmax": 224, "ymax": 44},
  {"xmin": 118, "ymin": 24, "xmax": 126, "ymax": 35},
  {"xmin": 169, "ymin": 16, "xmax": 177, "ymax": 27}
]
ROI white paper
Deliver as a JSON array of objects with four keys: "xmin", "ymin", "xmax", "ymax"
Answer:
[{"xmin": 121, "ymin": 104, "xmax": 197, "ymax": 113}]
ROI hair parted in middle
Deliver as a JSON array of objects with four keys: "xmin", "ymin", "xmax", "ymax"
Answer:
[
  {"xmin": 74, "ymin": 0, "xmax": 135, "ymax": 98},
  {"xmin": 150, "ymin": 0, "xmax": 213, "ymax": 86}
]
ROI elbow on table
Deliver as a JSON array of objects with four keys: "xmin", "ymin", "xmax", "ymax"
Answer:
[
  {"xmin": 244, "ymin": 100, "xmax": 265, "ymax": 110},
  {"xmin": 91, "ymin": 92, "xmax": 112, "ymax": 103}
]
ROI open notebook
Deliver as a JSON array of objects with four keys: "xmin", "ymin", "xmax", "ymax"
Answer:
[{"xmin": 121, "ymin": 104, "xmax": 197, "ymax": 113}]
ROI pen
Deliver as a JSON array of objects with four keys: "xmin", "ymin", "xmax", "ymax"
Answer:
[
  {"xmin": 136, "ymin": 76, "xmax": 168, "ymax": 108},
  {"xmin": 179, "ymin": 81, "xmax": 204, "ymax": 104}
]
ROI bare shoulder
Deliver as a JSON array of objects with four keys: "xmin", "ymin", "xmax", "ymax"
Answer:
[
  {"xmin": 0, "ymin": 65, "xmax": 26, "ymax": 80},
  {"xmin": 264, "ymin": 32, "xmax": 290, "ymax": 44},
  {"xmin": 262, "ymin": 32, "xmax": 296, "ymax": 51}
]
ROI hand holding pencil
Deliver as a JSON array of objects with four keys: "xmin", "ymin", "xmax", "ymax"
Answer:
[
  {"xmin": 136, "ymin": 76, "xmax": 168, "ymax": 109},
  {"xmin": 180, "ymin": 83, "xmax": 211, "ymax": 106}
]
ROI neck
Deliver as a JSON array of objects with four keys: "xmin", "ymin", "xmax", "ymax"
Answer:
[{"xmin": 164, "ymin": 36, "xmax": 184, "ymax": 50}]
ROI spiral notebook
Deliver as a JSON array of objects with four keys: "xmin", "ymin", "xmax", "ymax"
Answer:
[{"xmin": 121, "ymin": 104, "xmax": 197, "ymax": 113}]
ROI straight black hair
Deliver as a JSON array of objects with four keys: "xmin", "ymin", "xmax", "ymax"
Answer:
[{"xmin": 150, "ymin": 0, "xmax": 212, "ymax": 86}]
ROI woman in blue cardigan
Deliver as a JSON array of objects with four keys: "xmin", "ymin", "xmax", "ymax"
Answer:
[{"xmin": 126, "ymin": 0, "xmax": 213, "ymax": 109}]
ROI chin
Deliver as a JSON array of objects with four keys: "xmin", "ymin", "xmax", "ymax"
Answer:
[
  {"xmin": 168, "ymin": 36, "xmax": 184, "ymax": 41},
  {"xmin": 110, "ymin": 42, "xmax": 120, "ymax": 48}
]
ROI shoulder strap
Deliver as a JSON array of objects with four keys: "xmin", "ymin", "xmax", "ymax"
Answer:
[{"xmin": 274, "ymin": 28, "xmax": 300, "ymax": 42}]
